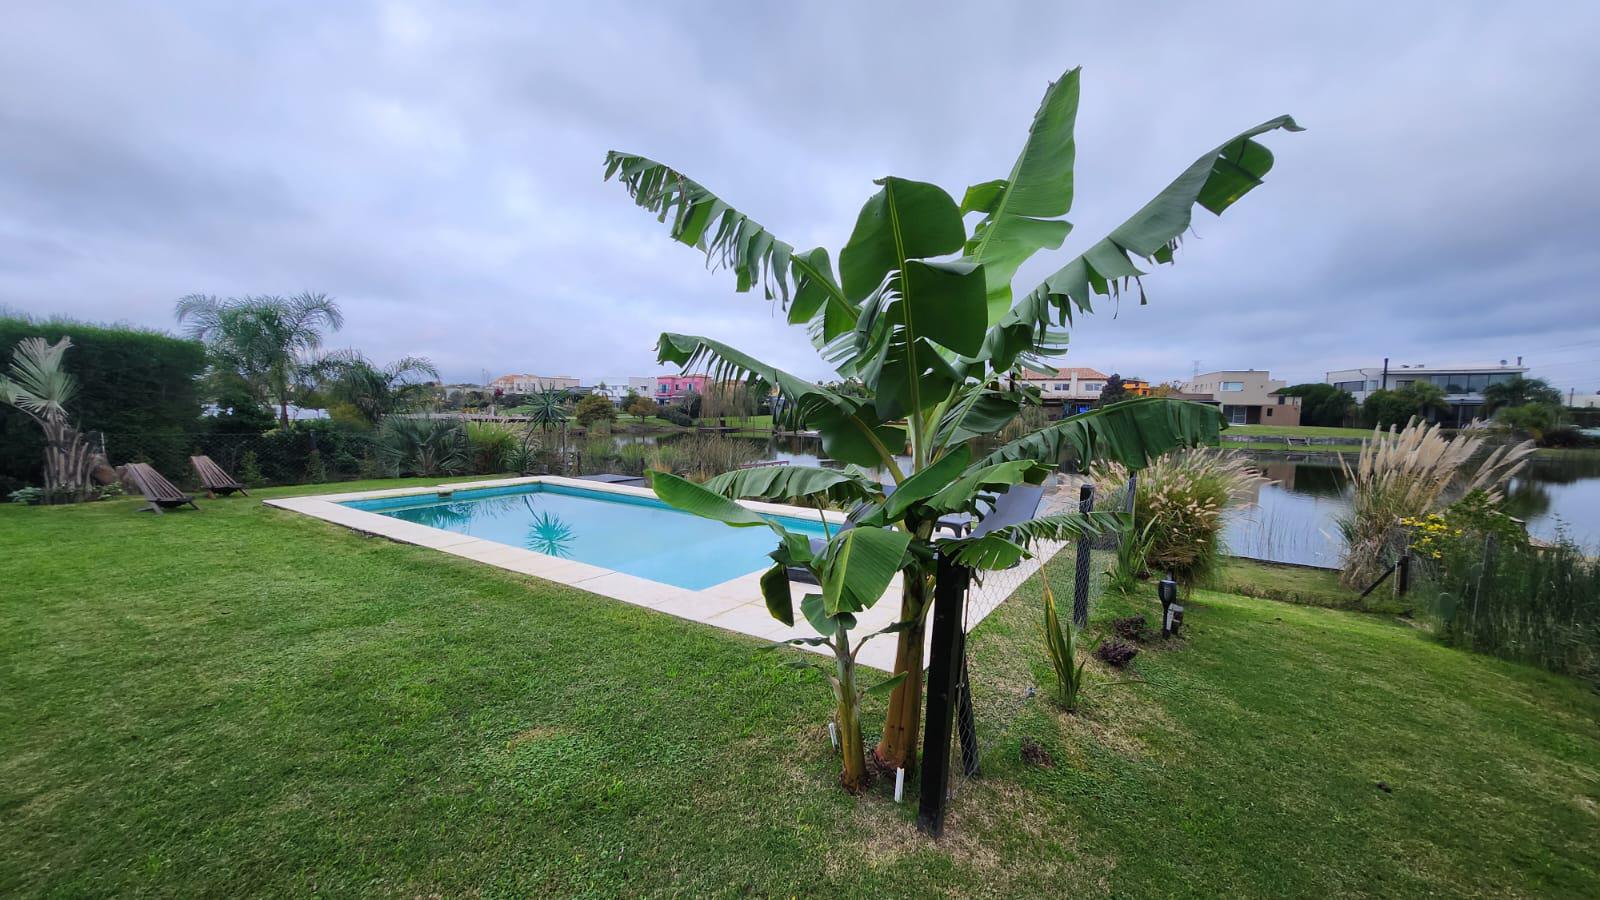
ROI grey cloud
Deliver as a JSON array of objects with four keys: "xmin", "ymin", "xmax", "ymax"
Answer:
[{"xmin": 1, "ymin": 0, "xmax": 1597, "ymax": 394}]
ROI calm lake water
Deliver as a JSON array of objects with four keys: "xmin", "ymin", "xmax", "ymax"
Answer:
[
  {"xmin": 1222, "ymin": 453, "xmax": 1600, "ymax": 567},
  {"xmin": 623, "ymin": 432, "xmax": 1600, "ymax": 569}
]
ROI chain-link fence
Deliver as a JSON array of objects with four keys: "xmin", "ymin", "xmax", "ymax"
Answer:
[{"xmin": 934, "ymin": 472, "xmax": 1128, "ymax": 807}]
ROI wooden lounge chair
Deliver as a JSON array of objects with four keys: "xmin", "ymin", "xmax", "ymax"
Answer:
[
  {"xmin": 124, "ymin": 462, "xmax": 199, "ymax": 513},
  {"xmin": 190, "ymin": 455, "xmax": 249, "ymax": 498}
]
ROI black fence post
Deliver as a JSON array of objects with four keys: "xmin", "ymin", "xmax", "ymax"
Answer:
[
  {"xmin": 1073, "ymin": 483, "xmax": 1095, "ymax": 628},
  {"xmin": 918, "ymin": 551, "xmax": 971, "ymax": 838}
]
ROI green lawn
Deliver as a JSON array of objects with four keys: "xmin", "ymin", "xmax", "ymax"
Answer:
[
  {"xmin": 1223, "ymin": 424, "xmax": 1374, "ymax": 439},
  {"xmin": 4, "ymin": 481, "xmax": 1598, "ymax": 897}
]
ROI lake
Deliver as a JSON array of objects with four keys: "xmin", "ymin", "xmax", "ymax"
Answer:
[
  {"xmin": 619, "ymin": 432, "xmax": 1600, "ymax": 569},
  {"xmin": 1223, "ymin": 453, "xmax": 1600, "ymax": 567}
]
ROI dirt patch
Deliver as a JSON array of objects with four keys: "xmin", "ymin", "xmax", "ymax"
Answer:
[{"xmin": 504, "ymin": 724, "xmax": 564, "ymax": 748}]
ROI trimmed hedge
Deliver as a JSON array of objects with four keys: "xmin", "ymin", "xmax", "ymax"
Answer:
[{"xmin": 0, "ymin": 316, "xmax": 206, "ymax": 493}]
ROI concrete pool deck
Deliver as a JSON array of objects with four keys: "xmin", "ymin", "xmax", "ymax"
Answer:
[{"xmin": 266, "ymin": 475, "xmax": 1069, "ymax": 671}]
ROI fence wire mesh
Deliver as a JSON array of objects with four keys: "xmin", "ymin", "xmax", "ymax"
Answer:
[{"xmin": 940, "ymin": 472, "xmax": 1127, "ymax": 801}]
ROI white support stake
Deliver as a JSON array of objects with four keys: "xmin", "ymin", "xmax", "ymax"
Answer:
[
  {"xmin": 827, "ymin": 720, "xmax": 839, "ymax": 750},
  {"xmin": 894, "ymin": 767, "xmax": 906, "ymax": 803}
]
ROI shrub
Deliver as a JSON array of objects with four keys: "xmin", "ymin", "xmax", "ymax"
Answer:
[
  {"xmin": 238, "ymin": 450, "xmax": 263, "ymax": 486},
  {"xmin": 1414, "ymin": 504, "xmax": 1599, "ymax": 684},
  {"xmin": 465, "ymin": 421, "xmax": 518, "ymax": 474},
  {"xmin": 575, "ymin": 393, "xmax": 618, "ymax": 428},
  {"xmin": 659, "ymin": 406, "xmax": 694, "ymax": 427},
  {"xmin": 1093, "ymin": 448, "xmax": 1261, "ymax": 588},
  {"xmin": 375, "ymin": 417, "xmax": 467, "ymax": 477},
  {"xmin": 1338, "ymin": 419, "xmax": 1533, "ymax": 588}
]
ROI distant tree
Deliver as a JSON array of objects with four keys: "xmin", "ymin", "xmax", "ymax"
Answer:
[
  {"xmin": 679, "ymin": 389, "xmax": 703, "ymax": 418},
  {"xmin": 1148, "ymin": 382, "xmax": 1182, "ymax": 398},
  {"xmin": 1484, "ymin": 376, "xmax": 1561, "ymax": 414},
  {"xmin": 314, "ymin": 351, "xmax": 441, "ymax": 426},
  {"xmin": 1362, "ymin": 382, "xmax": 1448, "ymax": 429},
  {"xmin": 1496, "ymin": 402, "xmax": 1558, "ymax": 440},
  {"xmin": 575, "ymin": 393, "xmax": 618, "ymax": 427},
  {"xmin": 1279, "ymin": 383, "xmax": 1356, "ymax": 427},
  {"xmin": 624, "ymin": 393, "xmax": 657, "ymax": 422},
  {"xmin": 1098, "ymin": 373, "xmax": 1128, "ymax": 406},
  {"xmin": 175, "ymin": 292, "xmax": 343, "ymax": 427}
]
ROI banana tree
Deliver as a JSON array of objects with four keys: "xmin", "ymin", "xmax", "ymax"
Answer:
[{"xmin": 604, "ymin": 66, "xmax": 1299, "ymax": 773}]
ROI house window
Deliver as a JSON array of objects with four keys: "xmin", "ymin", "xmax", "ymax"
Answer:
[
  {"xmin": 1266, "ymin": 408, "xmax": 1274, "ymax": 417},
  {"xmin": 1333, "ymin": 380, "xmax": 1365, "ymax": 393},
  {"xmin": 1221, "ymin": 381, "xmax": 1244, "ymax": 392},
  {"xmin": 1085, "ymin": 383, "xmax": 1101, "ymax": 392},
  {"xmin": 1367, "ymin": 380, "xmax": 1379, "ymax": 390}
]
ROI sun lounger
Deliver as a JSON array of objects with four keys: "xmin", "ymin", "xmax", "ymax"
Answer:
[
  {"xmin": 124, "ymin": 462, "xmax": 199, "ymax": 513},
  {"xmin": 578, "ymin": 473, "xmax": 648, "ymax": 487},
  {"xmin": 190, "ymin": 455, "xmax": 248, "ymax": 498}
]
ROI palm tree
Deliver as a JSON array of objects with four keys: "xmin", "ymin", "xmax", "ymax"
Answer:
[
  {"xmin": 175, "ymin": 292, "xmax": 344, "ymax": 427},
  {"xmin": 1, "ymin": 337, "xmax": 94, "ymax": 499},
  {"xmin": 316, "ymin": 350, "xmax": 441, "ymax": 425},
  {"xmin": 1483, "ymin": 375, "xmax": 1561, "ymax": 414},
  {"xmin": 606, "ymin": 66, "xmax": 1300, "ymax": 784}
]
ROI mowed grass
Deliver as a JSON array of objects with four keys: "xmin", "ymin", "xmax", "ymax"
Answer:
[
  {"xmin": 3, "ymin": 481, "xmax": 1598, "ymax": 897},
  {"xmin": 1224, "ymin": 424, "xmax": 1374, "ymax": 439}
]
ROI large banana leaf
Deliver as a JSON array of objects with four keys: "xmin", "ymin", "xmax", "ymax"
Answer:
[
  {"xmin": 979, "ymin": 397, "xmax": 1222, "ymax": 471},
  {"xmin": 656, "ymin": 332, "xmax": 905, "ymax": 469},
  {"xmin": 962, "ymin": 67, "xmax": 1081, "ymax": 323},
  {"xmin": 701, "ymin": 464, "xmax": 882, "ymax": 508},
  {"xmin": 933, "ymin": 385, "xmax": 1024, "ymax": 447},
  {"xmin": 817, "ymin": 525, "xmax": 911, "ymax": 617},
  {"xmin": 981, "ymin": 115, "xmax": 1303, "ymax": 369},
  {"xmin": 836, "ymin": 178, "xmax": 989, "ymax": 424},
  {"xmin": 603, "ymin": 152, "xmax": 858, "ymax": 340}
]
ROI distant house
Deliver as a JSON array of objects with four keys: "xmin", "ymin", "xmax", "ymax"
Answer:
[
  {"xmin": 1325, "ymin": 360, "xmax": 1528, "ymax": 426},
  {"xmin": 1018, "ymin": 367, "xmax": 1109, "ymax": 415},
  {"xmin": 1180, "ymin": 370, "xmax": 1302, "ymax": 426},
  {"xmin": 1122, "ymin": 377, "xmax": 1152, "ymax": 397},
  {"xmin": 589, "ymin": 377, "xmax": 656, "ymax": 405},
  {"xmin": 489, "ymin": 374, "xmax": 580, "ymax": 394},
  {"xmin": 655, "ymin": 374, "xmax": 709, "ymax": 403}
]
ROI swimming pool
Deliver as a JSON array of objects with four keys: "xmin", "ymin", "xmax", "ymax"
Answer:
[{"xmin": 342, "ymin": 482, "xmax": 833, "ymax": 590}]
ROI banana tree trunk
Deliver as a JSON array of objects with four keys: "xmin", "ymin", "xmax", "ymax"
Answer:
[
  {"xmin": 874, "ymin": 566, "xmax": 932, "ymax": 772},
  {"xmin": 834, "ymin": 627, "xmax": 868, "ymax": 794}
]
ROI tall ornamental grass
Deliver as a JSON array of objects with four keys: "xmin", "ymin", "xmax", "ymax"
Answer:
[
  {"xmin": 1093, "ymin": 448, "xmax": 1262, "ymax": 587},
  {"xmin": 1338, "ymin": 418, "xmax": 1533, "ymax": 588},
  {"xmin": 1413, "ymin": 496, "xmax": 1599, "ymax": 684}
]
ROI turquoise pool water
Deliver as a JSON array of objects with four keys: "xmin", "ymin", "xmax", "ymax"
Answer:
[{"xmin": 343, "ymin": 483, "xmax": 832, "ymax": 590}]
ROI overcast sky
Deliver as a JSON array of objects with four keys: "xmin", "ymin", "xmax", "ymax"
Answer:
[{"xmin": 3, "ymin": 1, "xmax": 1597, "ymax": 396}]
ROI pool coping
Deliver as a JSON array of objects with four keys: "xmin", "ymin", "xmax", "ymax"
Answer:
[{"xmin": 265, "ymin": 475, "xmax": 1065, "ymax": 672}]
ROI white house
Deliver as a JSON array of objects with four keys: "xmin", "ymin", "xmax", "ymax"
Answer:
[
  {"xmin": 1325, "ymin": 360, "xmax": 1528, "ymax": 426},
  {"xmin": 1018, "ymin": 367, "xmax": 1108, "ymax": 415}
]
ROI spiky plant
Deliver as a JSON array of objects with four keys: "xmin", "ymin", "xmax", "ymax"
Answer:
[{"xmin": 1, "ymin": 337, "xmax": 94, "ymax": 500}]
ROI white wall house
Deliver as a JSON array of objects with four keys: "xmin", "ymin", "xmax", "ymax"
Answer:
[
  {"xmin": 589, "ymin": 377, "xmax": 655, "ymax": 404},
  {"xmin": 1325, "ymin": 360, "xmax": 1528, "ymax": 425}
]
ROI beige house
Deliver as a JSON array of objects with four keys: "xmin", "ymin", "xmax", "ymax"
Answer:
[
  {"xmin": 1179, "ymin": 370, "xmax": 1301, "ymax": 426},
  {"xmin": 1018, "ymin": 367, "xmax": 1111, "ymax": 414},
  {"xmin": 489, "ymin": 374, "xmax": 580, "ymax": 394}
]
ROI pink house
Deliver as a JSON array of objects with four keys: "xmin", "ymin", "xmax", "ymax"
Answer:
[{"xmin": 655, "ymin": 374, "xmax": 708, "ymax": 402}]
